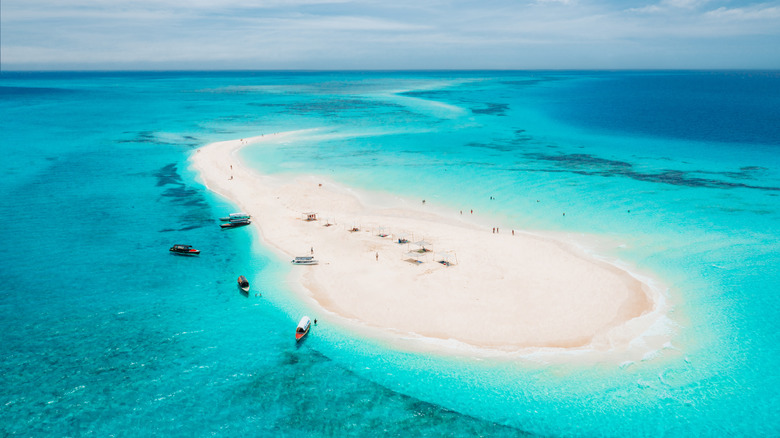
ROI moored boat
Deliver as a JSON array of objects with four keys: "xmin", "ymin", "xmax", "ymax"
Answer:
[
  {"xmin": 220, "ymin": 219, "xmax": 251, "ymax": 229},
  {"xmin": 295, "ymin": 316, "xmax": 311, "ymax": 342},
  {"xmin": 237, "ymin": 275, "xmax": 250, "ymax": 293},
  {"xmin": 220, "ymin": 212, "xmax": 251, "ymax": 222},
  {"xmin": 291, "ymin": 256, "xmax": 319, "ymax": 265},
  {"xmin": 169, "ymin": 244, "xmax": 200, "ymax": 255}
]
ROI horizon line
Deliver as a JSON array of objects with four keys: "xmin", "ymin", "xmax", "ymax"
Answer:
[{"xmin": 3, "ymin": 68, "xmax": 780, "ymax": 74}]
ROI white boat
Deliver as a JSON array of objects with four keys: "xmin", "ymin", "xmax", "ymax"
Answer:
[
  {"xmin": 220, "ymin": 212, "xmax": 251, "ymax": 222},
  {"xmin": 295, "ymin": 316, "xmax": 311, "ymax": 342},
  {"xmin": 291, "ymin": 256, "xmax": 319, "ymax": 265}
]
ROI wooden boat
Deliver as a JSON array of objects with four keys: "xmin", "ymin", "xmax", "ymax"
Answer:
[
  {"xmin": 237, "ymin": 275, "xmax": 250, "ymax": 293},
  {"xmin": 295, "ymin": 316, "xmax": 311, "ymax": 342},
  {"xmin": 291, "ymin": 256, "xmax": 319, "ymax": 265},
  {"xmin": 220, "ymin": 212, "xmax": 251, "ymax": 222},
  {"xmin": 220, "ymin": 219, "xmax": 251, "ymax": 229},
  {"xmin": 169, "ymin": 244, "xmax": 200, "ymax": 256}
]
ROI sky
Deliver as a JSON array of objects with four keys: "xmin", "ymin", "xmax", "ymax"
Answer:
[{"xmin": 1, "ymin": 0, "xmax": 779, "ymax": 70}]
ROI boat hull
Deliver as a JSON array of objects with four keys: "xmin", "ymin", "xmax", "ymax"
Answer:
[
  {"xmin": 169, "ymin": 245, "xmax": 200, "ymax": 256},
  {"xmin": 237, "ymin": 275, "xmax": 250, "ymax": 293},
  {"xmin": 295, "ymin": 316, "xmax": 311, "ymax": 342},
  {"xmin": 221, "ymin": 220, "xmax": 251, "ymax": 229},
  {"xmin": 170, "ymin": 250, "xmax": 200, "ymax": 256}
]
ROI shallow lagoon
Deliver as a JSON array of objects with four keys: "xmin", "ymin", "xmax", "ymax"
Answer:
[{"xmin": 1, "ymin": 71, "xmax": 778, "ymax": 436}]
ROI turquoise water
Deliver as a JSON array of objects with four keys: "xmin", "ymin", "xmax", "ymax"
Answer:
[{"xmin": 1, "ymin": 71, "xmax": 779, "ymax": 436}]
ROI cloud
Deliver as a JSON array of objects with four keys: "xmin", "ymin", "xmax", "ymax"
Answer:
[
  {"xmin": 662, "ymin": 0, "xmax": 710, "ymax": 9},
  {"xmin": 626, "ymin": 0, "xmax": 710, "ymax": 14},
  {"xmin": 706, "ymin": 4, "xmax": 780, "ymax": 20},
  {"xmin": 535, "ymin": 0, "xmax": 577, "ymax": 4},
  {"xmin": 625, "ymin": 5, "xmax": 664, "ymax": 14},
  {"xmin": 2, "ymin": 0, "xmax": 780, "ymax": 69}
]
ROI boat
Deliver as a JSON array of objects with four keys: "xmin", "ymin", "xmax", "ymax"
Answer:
[
  {"xmin": 237, "ymin": 275, "xmax": 250, "ymax": 293},
  {"xmin": 220, "ymin": 212, "xmax": 251, "ymax": 222},
  {"xmin": 169, "ymin": 244, "xmax": 200, "ymax": 256},
  {"xmin": 291, "ymin": 256, "xmax": 319, "ymax": 265},
  {"xmin": 295, "ymin": 316, "xmax": 311, "ymax": 342},
  {"xmin": 220, "ymin": 219, "xmax": 251, "ymax": 229}
]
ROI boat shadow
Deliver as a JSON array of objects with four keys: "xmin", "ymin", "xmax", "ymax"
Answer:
[{"xmin": 295, "ymin": 328, "xmax": 316, "ymax": 348}]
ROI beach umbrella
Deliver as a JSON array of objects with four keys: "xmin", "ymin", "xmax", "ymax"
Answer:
[
  {"xmin": 414, "ymin": 240, "xmax": 432, "ymax": 251},
  {"xmin": 435, "ymin": 251, "xmax": 458, "ymax": 266},
  {"xmin": 395, "ymin": 232, "xmax": 411, "ymax": 244}
]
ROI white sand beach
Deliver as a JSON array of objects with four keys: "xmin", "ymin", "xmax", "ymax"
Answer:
[{"xmin": 192, "ymin": 133, "xmax": 668, "ymax": 358}]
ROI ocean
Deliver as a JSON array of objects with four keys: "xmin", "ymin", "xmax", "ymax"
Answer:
[{"xmin": 1, "ymin": 70, "xmax": 778, "ymax": 436}]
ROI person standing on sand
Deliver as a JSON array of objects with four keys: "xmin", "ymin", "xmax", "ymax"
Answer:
[{"xmin": 376, "ymin": 252, "xmax": 379, "ymax": 261}]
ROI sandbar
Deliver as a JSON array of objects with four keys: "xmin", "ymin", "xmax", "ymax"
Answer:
[{"xmin": 191, "ymin": 132, "xmax": 668, "ymax": 358}]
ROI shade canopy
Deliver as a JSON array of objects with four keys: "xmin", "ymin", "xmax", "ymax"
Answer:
[{"xmin": 435, "ymin": 251, "xmax": 458, "ymax": 265}]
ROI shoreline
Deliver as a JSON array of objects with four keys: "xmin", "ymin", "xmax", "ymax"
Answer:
[{"xmin": 191, "ymin": 132, "xmax": 671, "ymax": 361}]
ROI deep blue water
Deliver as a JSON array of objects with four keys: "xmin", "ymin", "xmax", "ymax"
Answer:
[
  {"xmin": 1, "ymin": 71, "xmax": 779, "ymax": 437},
  {"xmin": 541, "ymin": 71, "xmax": 780, "ymax": 146}
]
